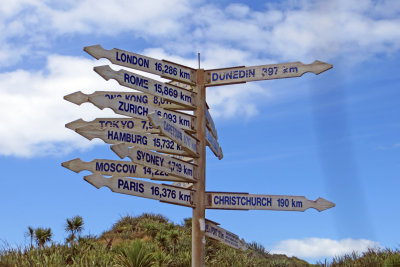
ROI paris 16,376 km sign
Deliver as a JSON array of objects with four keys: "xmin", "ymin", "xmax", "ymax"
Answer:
[{"xmin": 62, "ymin": 44, "xmax": 334, "ymax": 267}]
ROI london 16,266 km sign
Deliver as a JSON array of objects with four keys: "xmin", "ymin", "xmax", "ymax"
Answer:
[{"xmin": 62, "ymin": 44, "xmax": 335, "ymax": 266}]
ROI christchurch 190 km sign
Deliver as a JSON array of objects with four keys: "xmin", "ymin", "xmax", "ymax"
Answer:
[{"xmin": 62, "ymin": 44, "xmax": 334, "ymax": 267}]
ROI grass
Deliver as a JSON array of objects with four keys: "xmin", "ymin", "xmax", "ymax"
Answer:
[{"xmin": 1, "ymin": 213, "xmax": 399, "ymax": 266}]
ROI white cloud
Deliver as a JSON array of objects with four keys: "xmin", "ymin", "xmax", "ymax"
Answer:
[
  {"xmin": 0, "ymin": 55, "xmax": 119, "ymax": 157},
  {"xmin": 270, "ymin": 237, "xmax": 381, "ymax": 260},
  {"xmin": 47, "ymin": 0, "xmax": 193, "ymax": 36},
  {"xmin": 2, "ymin": 0, "xmax": 400, "ymax": 68},
  {"xmin": 207, "ymin": 83, "xmax": 272, "ymax": 119}
]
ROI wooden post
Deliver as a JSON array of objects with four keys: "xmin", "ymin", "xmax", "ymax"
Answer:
[{"xmin": 192, "ymin": 68, "xmax": 206, "ymax": 266}]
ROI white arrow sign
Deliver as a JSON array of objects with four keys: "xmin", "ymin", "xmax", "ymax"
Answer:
[
  {"xmin": 172, "ymin": 181, "xmax": 194, "ymax": 189},
  {"xmin": 167, "ymin": 81, "xmax": 195, "ymax": 91},
  {"xmin": 64, "ymin": 91, "xmax": 192, "ymax": 110},
  {"xmin": 62, "ymin": 158, "xmax": 188, "ymax": 182},
  {"xmin": 205, "ymin": 219, "xmax": 247, "ymax": 251},
  {"xmin": 93, "ymin": 65, "xmax": 196, "ymax": 108},
  {"xmin": 84, "ymin": 45, "xmax": 197, "ymax": 84},
  {"xmin": 87, "ymin": 94, "xmax": 195, "ymax": 132},
  {"xmin": 206, "ymin": 128, "xmax": 223, "ymax": 160},
  {"xmin": 84, "ymin": 174, "xmax": 194, "ymax": 207},
  {"xmin": 75, "ymin": 126, "xmax": 192, "ymax": 156},
  {"xmin": 205, "ymin": 104, "xmax": 218, "ymax": 140},
  {"xmin": 111, "ymin": 144, "xmax": 197, "ymax": 182},
  {"xmin": 206, "ymin": 192, "xmax": 335, "ymax": 212},
  {"xmin": 205, "ymin": 60, "xmax": 333, "ymax": 86},
  {"xmin": 148, "ymin": 113, "xmax": 198, "ymax": 157},
  {"xmin": 66, "ymin": 118, "xmax": 159, "ymax": 134}
]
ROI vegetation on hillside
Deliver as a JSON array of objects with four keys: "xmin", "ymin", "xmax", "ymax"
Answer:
[{"xmin": 0, "ymin": 213, "xmax": 399, "ymax": 266}]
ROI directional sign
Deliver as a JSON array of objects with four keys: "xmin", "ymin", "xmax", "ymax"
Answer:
[
  {"xmin": 111, "ymin": 144, "xmax": 197, "ymax": 182},
  {"xmin": 62, "ymin": 158, "xmax": 187, "ymax": 182},
  {"xmin": 205, "ymin": 60, "xmax": 333, "ymax": 86},
  {"xmin": 64, "ymin": 91, "xmax": 192, "ymax": 110},
  {"xmin": 66, "ymin": 118, "xmax": 159, "ymax": 134},
  {"xmin": 204, "ymin": 104, "xmax": 218, "ymax": 139},
  {"xmin": 205, "ymin": 192, "xmax": 335, "ymax": 212},
  {"xmin": 75, "ymin": 126, "xmax": 192, "ymax": 156},
  {"xmin": 87, "ymin": 94, "xmax": 195, "ymax": 132},
  {"xmin": 205, "ymin": 219, "xmax": 247, "ymax": 251},
  {"xmin": 172, "ymin": 181, "xmax": 194, "ymax": 189},
  {"xmin": 84, "ymin": 174, "xmax": 194, "ymax": 207},
  {"xmin": 84, "ymin": 45, "xmax": 197, "ymax": 84},
  {"xmin": 171, "ymin": 155, "xmax": 194, "ymax": 163},
  {"xmin": 205, "ymin": 128, "xmax": 223, "ymax": 160},
  {"xmin": 93, "ymin": 65, "xmax": 196, "ymax": 108},
  {"xmin": 167, "ymin": 81, "xmax": 195, "ymax": 91},
  {"xmin": 148, "ymin": 112, "xmax": 198, "ymax": 157}
]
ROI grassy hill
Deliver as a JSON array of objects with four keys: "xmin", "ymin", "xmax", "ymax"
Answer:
[{"xmin": 0, "ymin": 213, "xmax": 399, "ymax": 266}]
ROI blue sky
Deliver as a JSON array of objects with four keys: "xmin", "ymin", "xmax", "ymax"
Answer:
[{"xmin": 1, "ymin": 0, "xmax": 399, "ymax": 263}]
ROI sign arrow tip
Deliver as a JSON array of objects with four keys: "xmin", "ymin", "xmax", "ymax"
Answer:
[
  {"xmin": 83, "ymin": 44, "xmax": 105, "ymax": 60},
  {"xmin": 111, "ymin": 143, "xmax": 129, "ymax": 159},
  {"xmin": 93, "ymin": 65, "xmax": 113, "ymax": 81},
  {"xmin": 75, "ymin": 127, "xmax": 95, "ymax": 141},
  {"xmin": 84, "ymin": 174, "xmax": 104, "ymax": 189},
  {"xmin": 311, "ymin": 60, "xmax": 333, "ymax": 75},
  {"xmin": 65, "ymin": 119, "xmax": 85, "ymax": 131},
  {"xmin": 314, "ymin": 197, "xmax": 336, "ymax": 212},
  {"xmin": 61, "ymin": 158, "xmax": 83, "ymax": 173},
  {"xmin": 64, "ymin": 91, "xmax": 88, "ymax": 105}
]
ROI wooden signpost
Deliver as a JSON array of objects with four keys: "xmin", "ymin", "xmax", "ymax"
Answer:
[
  {"xmin": 64, "ymin": 91, "xmax": 192, "ymax": 110},
  {"xmin": 204, "ymin": 104, "xmax": 218, "ymax": 139},
  {"xmin": 84, "ymin": 174, "xmax": 194, "ymax": 207},
  {"xmin": 205, "ymin": 127, "xmax": 223, "ymax": 160},
  {"xmin": 75, "ymin": 126, "xmax": 192, "ymax": 156},
  {"xmin": 85, "ymin": 94, "xmax": 195, "ymax": 132},
  {"xmin": 205, "ymin": 60, "xmax": 333, "ymax": 86},
  {"xmin": 63, "ymin": 44, "xmax": 334, "ymax": 267},
  {"xmin": 205, "ymin": 219, "xmax": 247, "ymax": 251},
  {"xmin": 111, "ymin": 143, "xmax": 197, "ymax": 182},
  {"xmin": 62, "ymin": 158, "xmax": 187, "ymax": 182},
  {"xmin": 148, "ymin": 112, "xmax": 198, "ymax": 157},
  {"xmin": 84, "ymin": 45, "xmax": 197, "ymax": 84},
  {"xmin": 66, "ymin": 118, "xmax": 159, "ymax": 134},
  {"xmin": 206, "ymin": 192, "xmax": 335, "ymax": 212},
  {"xmin": 93, "ymin": 65, "xmax": 197, "ymax": 108}
]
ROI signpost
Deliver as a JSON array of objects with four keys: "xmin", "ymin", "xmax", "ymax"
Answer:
[
  {"xmin": 205, "ymin": 127, "xmax": 223, "ymax": 160},
  {"xmin": 86, "ymin": 94, "xmax": 195, "ymax": 132},
  {"xmin": 84, "ymin": 174, "xmax": 194, "ymax": 207},
  {"xmin": 63, "ymin": 44, "xmax": 334, "ymax": 267},
  {"xmin": 64, "ymin": 91, "xmax": 193, "ymax": 110},
  {"xmin": 205, "ymin": 60, "xmax": 333, "ymax": 86},
  {"xmin": 62, "ymin": 158, "xmax": 188, "ymax": 182},
  {"xmin": 74, "ymin": 126, "xmax": 192, "ymax": 156},
  {"xmin": 173, "ymin": 181, "xmax": 194, "ymax": 189},
  {"xmin": 84, "ymin": 45, "xmax": 197, "ymax": 84},
  {"xmin": 206, "ymin": 192, "xmax": 335, "ymax": 212},
  {"xmin": 93, "ymin": 65, "xmax": 197, "ymax": 108},
  {"xmin": 148, "ymin": 112, "xmax": 198, "ymax": 157},
  {"xmin": 204, "ymin": 104, "xmax": 218, "ymax": 139},
  {"xmin": 66, "ymin": 118, "xmax": 159, "ymax": 134},
  {"xmin": 111, "ymin": 143, "xmax": 197, "ymax": 182},
  {"xmin": 205, "ymin": 219, "xmax": 247, "ymax": 251}
]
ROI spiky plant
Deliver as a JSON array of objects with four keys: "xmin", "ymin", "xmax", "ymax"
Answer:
[
  {"xmin": 25, "ymin": 226, "xmax": 34, "ymax": 249},
  {"xmin": 34, "ymin": 227, "xmax": 52, "ymax": 249},
  {"xmin": 116, "ymin": 239, "xmax": 156, "ymax": 267},
  {"xmin": 65, "ymin": 215, "xmax": 84, "ymax": 246}
]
